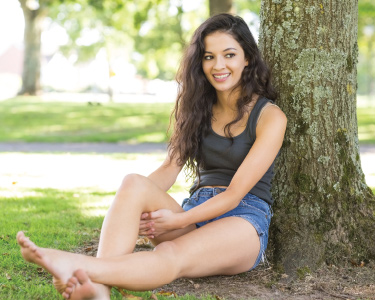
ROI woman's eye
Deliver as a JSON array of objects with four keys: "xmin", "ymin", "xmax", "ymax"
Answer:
[
  {"xmin": 225, "ymin": 53, "xmax": 235, "ymax": 58},
  {"xmin": 204, "ymin": 55, "xmax": 213, "ymax": 60}
]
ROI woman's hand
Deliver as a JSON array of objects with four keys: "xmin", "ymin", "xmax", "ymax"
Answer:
[
  {"xmin": 139, "ymin": 213, "xmax": 155, "ymax": 239},
  {"xmin": 147, "ymin": 209, "xmax": 183, "ymax": 237}
]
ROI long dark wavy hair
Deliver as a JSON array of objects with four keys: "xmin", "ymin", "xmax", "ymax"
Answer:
[{"xmin": 168, "ymin": 13, "xmax": 276, "ymax": 180}]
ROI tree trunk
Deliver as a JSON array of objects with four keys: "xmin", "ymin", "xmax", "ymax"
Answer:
[
  {"xmin": 18, "ymin": 0, "xmax": 47, "ymax": 95},
  {"xmin": 259, "ymin": 0, "xmax": 375, "ymax": 276},
  {"xmin": 209, "ymin": 0, "xmax": 233, "ymax": 16}
]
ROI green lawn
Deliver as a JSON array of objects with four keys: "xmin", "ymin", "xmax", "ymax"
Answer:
[
  {"xmin": 0, "ymin": 188, "xmax": 106, "ymax": 299},
  {"xmin": 0, "ymin": 97, "xmax": 174, "ymax": 143},
  {"xmin": 357, "ymin": 106, "xmax": 375, "ymax": 144},
  {"xmin": 1, "ymin": 96, "xmax": 374, "ymax": 144},
  {"xmin": 0, "ymin": 187, "xmax": 212, "ymax": 300}
]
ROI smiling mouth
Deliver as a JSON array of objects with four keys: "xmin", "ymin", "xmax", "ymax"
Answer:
[{"xmin": 213, "ymin": 74, "xmax": 230, "ymax": 79}]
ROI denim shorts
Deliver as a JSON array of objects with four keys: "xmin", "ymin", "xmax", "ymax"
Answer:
[{"xmin": 181, "ymin": 187, "xmax": 273, "ymax": 270}]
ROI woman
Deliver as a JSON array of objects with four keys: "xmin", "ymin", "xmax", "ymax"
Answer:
[{"xmin": 17, "ymin": 13, "xmax": 287, "ymax": 299}]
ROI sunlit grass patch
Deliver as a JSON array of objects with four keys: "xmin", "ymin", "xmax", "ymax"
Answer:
[
  {"xmin": 357, "ymin": 106, "xmax": 375, "ymax": 144},
  {"xmin": 1, "ymin": 96, "xmax": 374, "ymax": 144},
  {"xmin": 0, "ymin": 97, "xmax": 173, "ymax": 143}
]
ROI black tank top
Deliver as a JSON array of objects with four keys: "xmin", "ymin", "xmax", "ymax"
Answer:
[{"xmin": 189, "ymin": 97, "xmax": 276, "ymax": 205}]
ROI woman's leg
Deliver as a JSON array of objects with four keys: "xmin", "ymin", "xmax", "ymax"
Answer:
[
  {"xmin": 97, "ymin": 173, "xmax": 196, "ymax": 257},
  {"xmin": 92, "ymin": 173, "xmax": 196, "ymax": 297},
  {"xmin": 31, "ymin": 173, "xmax": 194, "ymax": 297},
  {"xmin": 17, "ymin": 216, "xmax": 261, "ymax": 298}
]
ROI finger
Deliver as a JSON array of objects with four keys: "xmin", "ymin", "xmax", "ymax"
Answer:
[
  {"xmin": 140, "ymin": 213, "xmax": 149, "ymax": 220},
  {"xmin": 139, "ymin": 221, "xmax": 154, "ymax": 230},
  {"xmin": 140, "ymin": 226, "xmax": 155, "ymax": 235},
  {"xmin": 149, "ymin": 211, "xmax": 162, "ymax": 219},
  {"xmin": 139, "ymin": 223, "xmax": 150, "ymax": 230}
]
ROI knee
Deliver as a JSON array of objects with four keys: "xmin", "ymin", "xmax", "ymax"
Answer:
[
  {"xmin": 154, "ymin": 241, "xmax": 181, "ymax": 279},
  {"xmin": 120, "ymin": 173, "xmax": 147, "ymax": 191},
  {"xmin": 154, "ymin": 241, "xmax": 179, "ymax": 260}
]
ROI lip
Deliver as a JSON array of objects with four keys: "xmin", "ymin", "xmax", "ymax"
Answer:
[{"xmin": 212, "ymin": 73, "xmax": 230, "ymax": 82}]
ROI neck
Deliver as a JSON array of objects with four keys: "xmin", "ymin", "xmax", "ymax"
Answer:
[{"xmin": 215, "ymin": 89, "xmax": 241, "ymax": 112}]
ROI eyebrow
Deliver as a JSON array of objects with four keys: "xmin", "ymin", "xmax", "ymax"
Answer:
[{"xmin": 204, "ymin": 47, "xmax": 237, "ymax": 53}]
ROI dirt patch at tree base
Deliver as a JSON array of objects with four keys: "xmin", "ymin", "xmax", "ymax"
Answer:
[
  {"xmin": 77, "ymin": 239, "xmax": 375, "ymax": 300},
  {"xmin": 154, "ymin": 262, "xmax": 375, "ymax": 300}
]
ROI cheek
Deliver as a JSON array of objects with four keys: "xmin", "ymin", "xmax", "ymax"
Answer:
[{"xmin": 202, "ymin": 63, "xmax": 211, "ymax": 78}]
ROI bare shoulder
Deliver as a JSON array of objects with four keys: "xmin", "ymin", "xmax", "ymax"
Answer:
[{"xmin": 258, "ymin": 104, "xmax": 287, "ymax": 128}]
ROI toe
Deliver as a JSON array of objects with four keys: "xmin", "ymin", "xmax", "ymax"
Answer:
[
  {"xmin": 68, "ymin": 276, "xmax": 78, "ymax": 285},
  {"xmin": 73, "ymin": 269, "xmax": 89, "ymax": 285}
]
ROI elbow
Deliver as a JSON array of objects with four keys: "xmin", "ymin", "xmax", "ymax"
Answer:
[{"xmin": 223, "ymin": 188, "xmax": 244, "ymax": 210}]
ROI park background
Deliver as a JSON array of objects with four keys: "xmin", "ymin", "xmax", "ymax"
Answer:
[{"xmin": 0, "ymin": 0, "xmax": 375, "ymax": 299}]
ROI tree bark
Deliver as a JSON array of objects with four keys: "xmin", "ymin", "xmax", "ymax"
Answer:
[
  {"xmin": 259, "ymin": 0, "xmax": 375, "ymax": 275},
  {"xmin": 18, "ymin": 0, "xmax": 47, "ymax": 95},
  {"xmin": 209, "ymin": 0, "xmax": 233, "ymax": 16}
]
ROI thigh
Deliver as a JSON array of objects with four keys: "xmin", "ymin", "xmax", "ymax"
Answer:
[{"xmin": 167, "ymin": 216, "xmax": 261, "ymax": 278}]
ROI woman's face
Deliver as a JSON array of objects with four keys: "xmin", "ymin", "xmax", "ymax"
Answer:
[{"xmin": 202, "ymin": 31, "xmax": 248, "ymax": 98}]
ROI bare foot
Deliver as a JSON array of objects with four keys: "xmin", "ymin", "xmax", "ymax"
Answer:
[
  {"xmin": 16, "ymin": 231, "xmax": 80, "ymax": 294},
  {"xmin": 62, "ymin": 269, "xmax": 108, "ymax": 300},
  {"xmin": 17, "ymin": 232, "xmax": 110, "ymax": 299}
]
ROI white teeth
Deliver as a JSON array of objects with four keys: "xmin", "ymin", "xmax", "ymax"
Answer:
[{"xmin": 213, "ymin": 74, "xmax": 230, "ymax": 79}]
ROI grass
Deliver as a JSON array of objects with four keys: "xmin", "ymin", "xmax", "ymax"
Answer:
[
  {"xmin": 0, "ymin": 188, "xmax": 106, "ymax": 299},
  {"xmin": 0, "ymin": 186, "xmax": 210, "ymax": 300},
  {"xmin": 0, "ymin": 97, "xmax": 174, "ymax": 143},
  {"xmin": 357, "ymin": 106, "xmax": 375, "ymax": 144},
  {"xmin": 0, "ymin": 96, "xmax": 374, "ymax": 144}
]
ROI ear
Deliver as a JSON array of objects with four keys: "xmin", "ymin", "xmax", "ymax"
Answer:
[{"xmin": 245, "ymin": 58, "xmax": 249, "ymax": 67}]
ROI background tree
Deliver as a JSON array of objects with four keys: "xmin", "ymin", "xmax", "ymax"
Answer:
[
  {"xmin": 259, "ymin": 0, "xmax": 375, "ymax": 275},
  {"xmin": 209, "ymin": 0, "xmax": 233, "ymax": 16},
  {"xmin": 18, "ymin": 0, "xmax": 50, "ymax": 95}
]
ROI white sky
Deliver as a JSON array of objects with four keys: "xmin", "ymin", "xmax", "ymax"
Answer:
[{"xmin": 0, "ymin": 0, "xmax": 24, "ymax": 54}]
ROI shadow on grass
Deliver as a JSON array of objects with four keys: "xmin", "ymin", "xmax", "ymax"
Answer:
[{"xmin": 0, "ymin": 187, "xmax": 114, "ymax": 299}]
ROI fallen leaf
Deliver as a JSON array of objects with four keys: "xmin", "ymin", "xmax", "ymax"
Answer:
[
  {"xmin": 214, "ymin": 296, "xmax": 223, "ymax": 300},
  {"xmin": 136, "ymin": 237, "xmax": 151, "ymax": 246},
  {"xmin": 194, "ymin": 284, "xmax": 200, "ymax": 289},
  {"xmin": 6, "ymin": 273, "xmax": 11, "ymax": 280},
  {"xmin": 115, "ymin": 288, "xmax": 143, "ymax": 299},
  {"xmin": 150, "ymin": 294, "xmax": 158, "ymax": 300},
  {"xmin": 2, "ymin": 253, "xmax": 9, "ymax": 256},
  {"xmin": 12, "ymin": 182, "xmax": 17, "ymax": 185},
  {"xmin": 124, "ymin": 295, "xmax": 143, "ymax": 300},
  {"xmin": 0, "ymin": 235, "xmax": 10, "ymax": 241},
  {"xmin": 157, "ymin": 290, "xmax": 177, "ymax": 298},
  {"xmin": 350, "ymin": 259, "xmax": 358, "ymax": 266}
]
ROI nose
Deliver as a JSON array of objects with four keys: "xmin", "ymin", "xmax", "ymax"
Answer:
[{"xmin": 213, "ymin": 56, "xmax": 225, "ymax": 70}]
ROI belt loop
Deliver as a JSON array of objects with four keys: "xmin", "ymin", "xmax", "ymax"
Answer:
[{"xmin": 213, "ymin": 187, "xmax": 218, "ymax": 196}]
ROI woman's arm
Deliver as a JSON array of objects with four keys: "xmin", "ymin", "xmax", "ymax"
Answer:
[
  {"xmin": 150, "ymin": 106, "xmax": 287, "ymax": 231},
  {"xmin": 147, "ymin": 151, "xmax": 183, "ymax": 192}
]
